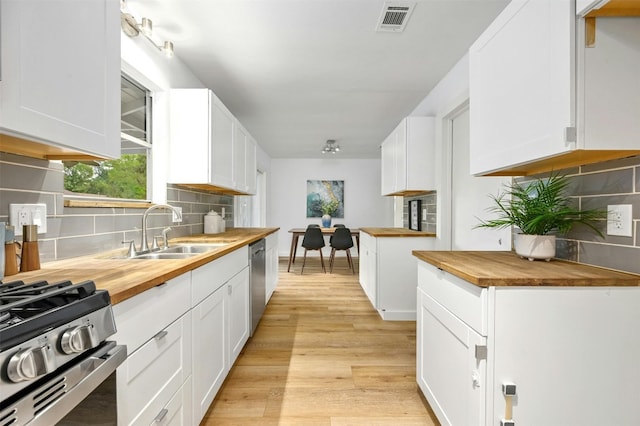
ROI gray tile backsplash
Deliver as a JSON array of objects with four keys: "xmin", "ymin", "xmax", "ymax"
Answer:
[
  {"xmin": 516, "ymin": 154, "xmax": 640, "ymax": 275},
  {"xmin": 0, "ymin": 152, "xmax": 234, "ymax": 261},
  {"xmin": 3, "ymin": 149, "xmax": 640, "ymax": 275},
  {"xmin": 403, "ymin": 193, "xmax": 437, "ymax": 234}
]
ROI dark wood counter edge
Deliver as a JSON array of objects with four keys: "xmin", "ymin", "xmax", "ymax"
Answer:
[
  {"xmin": 10, "ymin": 228, "xmax": 279, "ymax": 305},
  {"xmin": 412, "ymin": 250, "xmax": 640, "ymax": 287},
  {"xmin": 360, "ymin": 227, "xmax": 436, "ymax": 238}
]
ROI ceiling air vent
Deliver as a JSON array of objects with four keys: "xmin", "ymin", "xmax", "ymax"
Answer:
[{"xmin": 376, "ymin": 2, "xmax": 415, "ymax": 33}]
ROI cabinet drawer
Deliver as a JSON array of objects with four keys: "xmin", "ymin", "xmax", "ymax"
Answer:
[
  {"xmin": 117, "ymin": 311, "xmax": 192, "ymax": 426},
  {"xmin": 417, "ymin": 262, "xmax": 487, "ymax": 335},
  {"xmin": 147, "ymin": 376, "xmax": 193, "ymax": 426},
  {"xmin": 113, "ymin": 272, "xmax": 191, "ymax": 353},
  {"xmin": 192, "ymin": 246, "xmax": 248, "ymax": 305}
]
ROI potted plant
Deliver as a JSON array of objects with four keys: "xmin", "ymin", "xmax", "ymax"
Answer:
[
  {"xmin": 321, "ymin": 200, "xmax": 339, "ymax": 228},
  {"xmin": 476, "ymin": 173, "xmax": 606, "ymax": 261}
]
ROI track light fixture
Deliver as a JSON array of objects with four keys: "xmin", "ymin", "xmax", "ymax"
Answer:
[
  {"xmin": 120, "ymin": 1, "xmax": 174, "ymax": 57},
  {"xmin": 321, "ymin": 139, "xmax": 340, "ymax": 154}
]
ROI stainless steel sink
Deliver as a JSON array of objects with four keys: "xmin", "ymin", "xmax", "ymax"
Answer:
[
  {"xmin": 132, "ymin": 252, "xmax": 199, "ymax": 260},
  {"xmin": 127, "ymin": 243, "xmax": 231, "ymax": 259},
  {"xmin": 162, "ymin": 243, "xmax": 230, "ymax": 254}
]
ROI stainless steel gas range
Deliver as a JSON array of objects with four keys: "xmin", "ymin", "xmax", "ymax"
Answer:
[{"xmin": 0, "ymin": 279, "xmax": 126, "ymax": 425}]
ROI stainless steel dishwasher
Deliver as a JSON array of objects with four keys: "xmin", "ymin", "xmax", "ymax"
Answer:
[{"xmin": 249, "ymin": 239, "xmax": 266, "ymax": 335}]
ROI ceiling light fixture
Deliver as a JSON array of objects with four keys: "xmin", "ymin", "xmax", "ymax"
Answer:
[
  {"xmin": 321, "ymin": 139, "xmax": 340, "ymax": 154},
  {"xmin": 120, "ymin": 1, "xmax": 174, "ymax": 57}
]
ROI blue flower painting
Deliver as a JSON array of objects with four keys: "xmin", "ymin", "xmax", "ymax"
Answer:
[{"xmin": 306, "ymin": 180, "xmax": 344, "ymax": 218}]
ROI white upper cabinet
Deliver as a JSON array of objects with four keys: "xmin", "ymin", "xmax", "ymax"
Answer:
[
  {"xmin": 233, "ymin": 122, "xmax": 257, "ymax": 195},
  {"xmin": 169, "ymin": 88, "xmax": 257, "ymax": 195},
  {"xmin": 380, "ymin": 117, "xmax": 435, "ymax": 196},
  {"xmin": 234, "ymin": 123, "xmax": 248, "ymax": 192},
  {"xmin": 0, "ymin": 0, "xmax": 120, "ymax": 159},
  {"xmin": 169, "ymin": 89, "xmax": 235, "ymax": 190},
  {"xmin": 245, "ymin": 135, "xmax": 257, "ymax": 195},
  {"xmin": 469, "ymin": 0, "xmax": 640, "ymax": 176}
]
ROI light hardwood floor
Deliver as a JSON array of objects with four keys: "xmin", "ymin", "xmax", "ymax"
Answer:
[{"xmin": 202, "ymin": 256, "xmax": 440, "ymax": 425}]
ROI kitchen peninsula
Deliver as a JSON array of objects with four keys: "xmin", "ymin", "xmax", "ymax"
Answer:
[
  {"xmin": 413, "ymin": 250, "xmax": 640, "ymax": 426},
  {"xmin": 359, "ymin": 227, "xmax": 436, "ymax": 320}
]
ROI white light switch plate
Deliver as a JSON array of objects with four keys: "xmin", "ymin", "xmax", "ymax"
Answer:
[
  {"xmin": 9, "ymin": 203, "xmax": 47, "ymax": 236},
  {"xmin": 607, "ymin": 204, "xmax": 633, "ymax": 237}
]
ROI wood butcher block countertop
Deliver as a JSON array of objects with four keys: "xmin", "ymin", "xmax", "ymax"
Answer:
[
  {"xmin": 5, "ymin": 228, "xmax": 278, "ymax": 304},
  {"xmin": 360, "ymin": 227, "xmax": 436, "ymax": 237},
  {"xmin": 412, "ymin": 250, "xmax": 640, "ymax": 287}
]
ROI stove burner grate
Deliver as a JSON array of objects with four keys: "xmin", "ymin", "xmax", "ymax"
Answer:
[{"xmin": 0, "ymin": 279, "xmax": 111, "ymax": 351}]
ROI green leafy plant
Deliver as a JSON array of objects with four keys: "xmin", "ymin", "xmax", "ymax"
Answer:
[
  {"xmin": 321, "ymin": 199, "xmax": 339, "ymax": 216},
  {"xmin": 476, "ymin": 173, "xmax": 606, "ymax": 236}
]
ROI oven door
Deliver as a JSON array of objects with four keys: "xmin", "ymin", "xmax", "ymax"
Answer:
[{"xmin": 0, "ymin": 341, "xmax": 126, "ymax": 426}]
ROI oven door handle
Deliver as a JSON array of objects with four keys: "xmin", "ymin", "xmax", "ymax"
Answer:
[{"xmin": 27, "ymin": 341, "xmax": 127, "ymax": 426}]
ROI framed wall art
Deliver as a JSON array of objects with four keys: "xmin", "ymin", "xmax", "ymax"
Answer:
[
  {"xmin": 306, "ymin": 180, "xmax": 344, "ymax": 218},
  {"xmin": 409, "ymin": 199, "xmax": 422, "ymax": 231}
]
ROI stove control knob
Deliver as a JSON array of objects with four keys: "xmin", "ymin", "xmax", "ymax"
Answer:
[
  {"xmin": 60, "ymin": 324, "xmax": 100, "ymax": 354},
  {"xmin": 7, "ymin": 345, "xmax": 57, "ymax": 382}
]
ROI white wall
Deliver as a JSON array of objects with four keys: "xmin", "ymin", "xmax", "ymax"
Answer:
[
  {"xmin": 270, "ymin": 158, "xmax": 394, "ymax": 256},
  {"xmin": 410, "ymin": 52, "xmax": 510, "ymax": 251}
]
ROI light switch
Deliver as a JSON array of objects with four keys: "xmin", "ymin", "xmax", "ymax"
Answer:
[{"xmin": 422, "ymin": 208, "xmax": 427, "ymax": 221}]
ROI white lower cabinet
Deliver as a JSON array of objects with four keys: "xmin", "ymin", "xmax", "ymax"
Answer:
[
  {"xmin": 192, "ymin": 281, "xmax": 226, "ymax": 422},
  {"xmin": 417, "ymin": 288, "xmax": 486, "ymax": 425},
  {"xmin": 113, "ymin": 273, "xmax": 192, "ymax": 426},
  {"xmin": 265, "ymin": 232, "xmax": 279, "ymax": 303},
  {"xmin": 114, "ymin": 245, "xmax": 255, "ymax": 425},
  {"xmin": 417, "ymin": 260, "xmax": 640, "ymax": 426},
  {"xmin": 191, "ymin": 247, "xmax": 249, "ymax": 423},
  {"xmin": 358, "ymin": 232, "xmax": 377, "ymax": 307},
  {"xmin": 359, "ymin": 232, "xmax": 435, "ymax": 320}
]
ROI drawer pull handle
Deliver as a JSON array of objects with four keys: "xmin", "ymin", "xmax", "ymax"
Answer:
[
  {"xmin": 154, "ymin": 330, "xmax": 168, "ymax": 341},
  {"xmin": 154, "ymin": 408, "xmax": 168, "ymax": 423}
]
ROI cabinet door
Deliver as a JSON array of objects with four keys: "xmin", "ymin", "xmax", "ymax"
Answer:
[
  {"xmin": 265, "ymin": 233, "xmax": 279, "ymax": 303},
  {"xmin": 489, "ymin": 287, "xmax": 640, "ymax": 426},
  {"xmin": 169, "ymin": 90, "xmax": 211, "ymax": 184},
  {"xmin": 417, "ymin": 289, "xmax": 486, "ymax": 426},
  {"xmin": 469, "ymin": 0, "xmax": 574, "ymax": 175},
  {"xmin": 233, "ymin": 123, "xmax": 248, "ymax": 192},
  {"xmin": 394, "ymin": 122, "xmax": 407, "ymax": 192},
  {"xmin": 380, "ymin": 131, "xmax": 397, "ymax": 195},
  {"xmin": 210, "ymin": 94, "xmax": 235, "ymax": 188},
  {"xmin": 245, "ymin": 136, "xmax": 257, "ymax": 195},
  {"xmin": 0, "ymin": 0, "xmax": 120, "ymax": 158},
  {"xmin": 360, "ymin": 233, "xmax": 377, "ymax": 308},
  {"xmin": 227, "ymin": 268, "xmax": 250, "ymax": 368},
  {"xmin": 192, "ymin": 286, "xmax": 226, "ymax": 423}
]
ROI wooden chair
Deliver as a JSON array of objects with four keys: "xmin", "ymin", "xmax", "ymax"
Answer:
[
  {"xmin": 329, "ymin": 227, "xmax": 355, "ymax": 274},
  {"xmin": 301, "ymin": 226, "xmax": 326, "ymax": 274}
]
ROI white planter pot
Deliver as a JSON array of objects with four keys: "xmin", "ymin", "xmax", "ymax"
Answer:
[{"xmin": 514, "ymin": 234, "xmax": 556, "ymax": 261}]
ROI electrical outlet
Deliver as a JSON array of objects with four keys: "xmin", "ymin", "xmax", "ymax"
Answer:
[
  {"xmin": 607, "ymin": 204, "xmax": 633, "ymax": 237},
  {"xmin": 172, "ymin": 206, "xmax": 183, "ymax": 223},
  {"xmin": 10, "ymin": 203, "xmax": 47, "ymax": 236}
]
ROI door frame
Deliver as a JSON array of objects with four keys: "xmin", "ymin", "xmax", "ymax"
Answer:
[{"xmin": 435, "ymin": 93, "xmax": 470, "ymax": 251}]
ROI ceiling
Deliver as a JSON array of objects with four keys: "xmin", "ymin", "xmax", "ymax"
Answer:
[{"xmin": 123, "ymin": 0, "xmax": 509, "ymax": 159}]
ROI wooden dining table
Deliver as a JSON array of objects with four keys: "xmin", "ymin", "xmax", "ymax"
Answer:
[{"xmin": 287, "ymin": 227, "xmax": 360, "ymax": 272}]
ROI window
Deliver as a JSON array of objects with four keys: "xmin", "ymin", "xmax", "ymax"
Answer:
[{"xmin": 64, "ymin": 75, "xmax": 152, "ymax": 200}]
